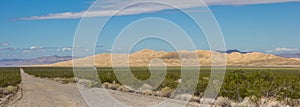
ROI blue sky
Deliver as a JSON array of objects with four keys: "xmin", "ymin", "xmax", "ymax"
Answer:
[{"xmin": 0, "ymin": 0, "xmax": 300, "ymax": 59}]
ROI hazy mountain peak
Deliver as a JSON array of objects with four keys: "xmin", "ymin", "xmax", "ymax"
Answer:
[{"xmin": 0, "ymin": 55, "xmax": 75, "ymax": 67}]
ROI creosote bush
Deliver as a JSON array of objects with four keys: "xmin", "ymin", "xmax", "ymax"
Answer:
[
  {"xmin": 220, "ymin": 69, "xmax": 300, "ymax": 104},
  {"xmin": 0, "ymin": 67, "xmax": 21, "ymax": 88}
]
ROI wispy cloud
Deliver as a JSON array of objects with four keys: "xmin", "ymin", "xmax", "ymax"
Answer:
[
  {"xmin": 275, "ymin": 48, "xmax": 298, "ymax": 52},
  {"xmin": 0, "ymin": 42, "xmax": 9, "ymax": 46},
  {"xmin": 19, "ymin": 0, "xmax": 300, "ymax": 20},
  {"xmin": 0, "ymin": 46, "xmax": 72, "ymax": 59},
  {"xmin": 57, "ymin": 47, "xmax": 72, "ymax": 52},
  {"xmin": 30, "ymin": 46, "xmax": 44, "ymax": 50},
  {"xmin": 266, "ymin": 47, "xmax": 299, "ymax": 53}
]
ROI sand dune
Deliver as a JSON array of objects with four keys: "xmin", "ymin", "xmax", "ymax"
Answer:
[{"xmin": 40, "ymin": 49, "xmax": 300, "ymax": 67}]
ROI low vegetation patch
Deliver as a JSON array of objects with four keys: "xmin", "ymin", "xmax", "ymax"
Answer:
[
  {"xmin": 0, "ymin": 68, "xmax": 21, "ymax": 88},
  {"xmin": 23, "ymin": 67, "xmax": 300, "ymax": 106},
  {"xmin": 0, "ymin": 67, "xmax": 21, "ymax": 106}
]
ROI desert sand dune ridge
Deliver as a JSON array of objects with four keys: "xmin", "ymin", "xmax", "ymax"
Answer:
[{"xmin": 38, "ymin": 49, "xmax": 300, "ymax": 67}]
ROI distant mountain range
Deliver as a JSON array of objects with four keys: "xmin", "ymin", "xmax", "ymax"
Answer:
[
  {"xmin": 276, "ymin": 53, "xmax": 300, "ymax": 58},
  {"xmin": 217, "ymin": 49, "xmax": 251, "ymax": 54},
  {"xmin": 0, "ymin": 55, "xmax": 77, "ymax": 67}
]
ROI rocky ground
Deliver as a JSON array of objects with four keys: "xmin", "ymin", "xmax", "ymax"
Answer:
[{"xmin": 0, "ymin": 86, "xmax": 19, "ymax": 107}]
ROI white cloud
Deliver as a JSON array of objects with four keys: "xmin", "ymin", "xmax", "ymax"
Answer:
[
  {"xmin": 57, "ymin": 47, "xmax": 72, "ymax": 51},
  {"xmin": 275, "ymin": 48, "xmax": 298, "ymax": 52},
  {"xmin": 19, "ymin": 0, "xmax": 300, "ymax": 20},
  {"xmin": 266, "ymin": 48, "xmax": 299, "ymax": 53},
  {"xmin": 0, "ymin": 42, "xmax": 9, "ymax": 46},
  {"xmin": 30, "ymin": 46, "xmax": 43, "ymax": 50},
  {"xmin": 0, "ymin": 47, "xmax": 75, "ymax": 59}
]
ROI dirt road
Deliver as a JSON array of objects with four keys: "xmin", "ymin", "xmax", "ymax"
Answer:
[
  {"xmin": 8, "ymin": 69, "xmax": 194, "ymax": 107},
  {"xmin": 9, "ymin": 69, "xmax": 88, "ymax": 107}
]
